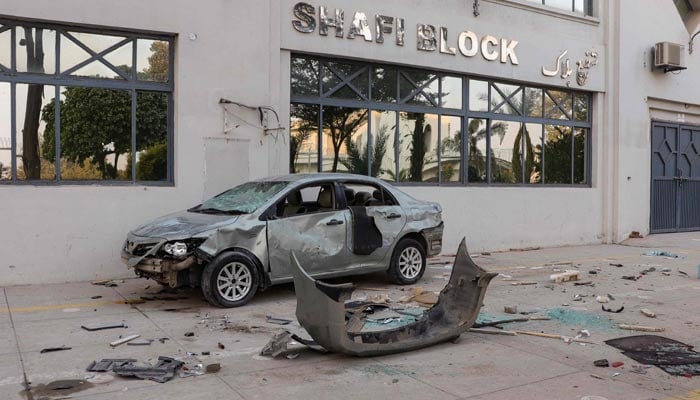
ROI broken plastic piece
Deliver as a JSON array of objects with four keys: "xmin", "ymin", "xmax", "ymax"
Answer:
[
  {"xmin": 550, "ymin": 270, "xmax": 580, "ymax": 283},
  {"xmin": 593, "ymin": 359, "xmax": 610, "ymax": 367},
  {"xmin": 81, "ymin": 323, "xmax": 127, "ymax": 332},
  {"xmin": 290, "ymin": 237, "xmax": 497, "ymax": 356},
  {"xmin": 265, "ymin": 315, "xmax": 293, "ymax": 325},
  {"xmin": 86, "ymin": 359, "xmax": 137, "ymax": 372},
  {"xmin": 602, "ymin": 305, "xmax": 624, "ymax": 313},
  {"xmin": 40, "ymin": 346, "xmax": 72, "ymax": 354},
  {"xmin": 640, "ymin": 309, "xmax": 656, "ymax": 318},
  {"xmin": 112, "ymin": 357, "xmax": 183, "ymax": 383}
]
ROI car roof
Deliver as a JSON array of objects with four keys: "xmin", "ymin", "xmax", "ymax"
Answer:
[{"xmin": 255, "ymin": 173, "xmax": 386, "ymax": 185}]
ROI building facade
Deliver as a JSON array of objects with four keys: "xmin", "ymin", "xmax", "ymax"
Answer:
[{"xmin": 1, "ymin": 0, "xmax": 699, "ymax": 285}]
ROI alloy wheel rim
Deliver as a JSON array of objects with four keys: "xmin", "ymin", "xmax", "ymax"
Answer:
[
  {"xmin": 398, "ymin": 247, "xmax": 422, "ymax": 279},
  {"xmin": 216, "ymin": 262, "xmax": 252, "ymax": 301}
]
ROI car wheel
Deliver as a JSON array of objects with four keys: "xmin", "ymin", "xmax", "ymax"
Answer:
[
  {"xmin": 201, "ymin": 251, "xmax": 259, "ymax": 307},
  {"xmin": 388, "ymin": 238, "xmax": 426, "ymax": 285}
]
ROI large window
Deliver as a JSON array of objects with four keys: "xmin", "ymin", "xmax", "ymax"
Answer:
[
  {"xmin": 0, "ymin": 18, "xmax": 174, "ymax": 184},
  {"xmin": 521, "ymin": 0, "xmax": 593, "ymax": 15},
  {"xmin": 290, "ymin": 55, "xmax": 592, "ymax": 186}
]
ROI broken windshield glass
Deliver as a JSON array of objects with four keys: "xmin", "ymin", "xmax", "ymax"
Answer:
[{"xmin": 192, "ymin": 181, "xmax": 288, "ymax": 214}]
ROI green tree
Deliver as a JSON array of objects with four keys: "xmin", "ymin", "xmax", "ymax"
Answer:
[
  {"xmin": 20, "ymin": 27, "xmax": 45, "ymax": 179},
  {"xmin": 340, "ymin": 125, "xmax": 389, "ymax": 177}
]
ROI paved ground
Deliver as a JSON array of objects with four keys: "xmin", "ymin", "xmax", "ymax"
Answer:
[{"xmin": 2, "ymin": 232, "xmax": 700, "ymax": 400}]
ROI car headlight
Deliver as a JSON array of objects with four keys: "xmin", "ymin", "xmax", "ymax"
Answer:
[{"xmin": 163, "ymin": 242, "xmax": 188, "ymax": 258}]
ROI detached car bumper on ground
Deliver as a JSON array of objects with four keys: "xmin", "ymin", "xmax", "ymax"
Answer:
[{"xmin": 122, "ymin": 173, "xmax": 444, "ymax": 307}]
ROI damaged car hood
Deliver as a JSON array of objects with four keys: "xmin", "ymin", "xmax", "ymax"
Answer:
[{"xmin": 131, "ymin": 210, "xmax": 239, "ymax": 239}]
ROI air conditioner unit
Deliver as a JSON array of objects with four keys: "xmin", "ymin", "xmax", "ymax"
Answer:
[{"xmin": 654, "ymin": 42, "xmax": 686, "ymax": 73}]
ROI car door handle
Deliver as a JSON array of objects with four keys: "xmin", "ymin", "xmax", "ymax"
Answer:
[
  {"xmin": 386, "ymin": 213, "xmax": 402, "ymax": 219},
  {"xmin": 326, "ymin": 219, "xmax": 344, "ymax": 226}
]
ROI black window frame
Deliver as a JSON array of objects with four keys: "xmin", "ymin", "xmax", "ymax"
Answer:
[
  {"xmin": 0, "ymin": 15, "xmax": 175, "ymax": 185},
  {"xmin": 521, "ymin": 0, "xmax": 594, "ymax": 16},
  {"xmin": 290, "ymin": 54, "xmax": 593, "ymax": 188}
]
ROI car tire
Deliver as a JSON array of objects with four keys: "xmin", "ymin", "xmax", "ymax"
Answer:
[
  {"xmin": 201, "ymin": 251, "xmax": 259, "ymax": 307},
  {"xmin": 388, "ymin": 238, "xmax": 426, "ymax": 285}
]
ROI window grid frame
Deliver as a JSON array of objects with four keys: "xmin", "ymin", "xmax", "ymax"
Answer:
[
  {"xmin": 0, "ymin": 17, "xmax": 175, "ymax": 186},
  {"xmin": 290, "ymin": 54, "xmax": 593, "ymax": 188}
]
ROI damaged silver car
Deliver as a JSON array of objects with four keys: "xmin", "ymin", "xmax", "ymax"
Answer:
[{"xmin": 122, "ymin": 174, "xmax": 443, "ymax": 307}]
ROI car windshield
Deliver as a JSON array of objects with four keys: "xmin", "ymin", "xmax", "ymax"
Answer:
[{"xmin": 190, "ymin": 181, "xmax": 289, "ymax": 214}]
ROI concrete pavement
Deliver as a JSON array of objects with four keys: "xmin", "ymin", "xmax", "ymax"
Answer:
[{"xmin": 1, "ymin": 232, "xmax": 700, "ymax": 400}]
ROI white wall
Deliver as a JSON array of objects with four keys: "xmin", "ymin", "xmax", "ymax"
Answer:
[
  {"xmin": 614, "ymin": 0, "xmax": 700, "ymax": 241},
  {"xmin": 4, "ymin": 0, "xmax": 671, "ymax": 285}
]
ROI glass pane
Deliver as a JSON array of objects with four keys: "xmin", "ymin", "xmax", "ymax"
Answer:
[
  {"xmin": 136, "ymin": 91, "xmax": 168, "ymax": 181},
  {"xmin": 372, "ymin": 67, "xmax": 397, "ymax": 103},
  {"xmin": 73, "ymin": 60, "xmax": 125, "ymax": 80},
  {"xmin": 545, "ymin": 0, "xmax": 574, "ymax": 12},
  {"xmin": 574, "ymin": 0, "xmax": 585, "ymax": 13},
  {"xmin": 59, "ymin": 87, "xmax": 132, "ymax": 180},
  {"xmin": 16, "ymin": 27, "xmax": 56, "ymax": 74},
  {"xmin": 0, "ymin": 27, "xmax": 12, "ymax": 70},
  {"xmin": 468, "ymin": 80, "xmax": 488, "ymax": 112},
  {"xmin": 70, "ymin": 32, "xmax": 125, "ymax": 53},
  {"xmin": 398, "ymin": 112, "xmax": 438, "ymax": 182},
  {"xmin": 574, "ymin": 93, "xmax": 589, "ymax": 121},
  {"xmin": 574, "ymin": 127, "xmax": 587, "ymax": 184},
  {"xmin": 544, "ymin": 125, "xmax": 572, "ymax": 184},
  {"xmin": 322, "ymin": 62, "xmax": 367, "ymax": 100},
  {"xmin": 440, "ymin": 116, "xmax": 461, "ymax": 183},
  {"xmin": 0, "ymin": 82, "xmax": 10, "ymax": 180},
  {"xmin": 491, "ymin": 83, "xmax": 521, "ymax": 114},
  {"xmin": 290, "ymin": 103, "xmax": 319, "ymax": 174},
  {"xmin": 545, "ymin": 90, "xmax": 572, "ymax": 120},
  {"xmin": 467, "ymin": 118, "xmax": 487, "ymax": 183},
  {"xmin": 291, "ymin": 57, "xmax": 319, "ymax": 96},
  {"xmin": 524, "ymin": 123, "xmax": 543, "ymax": 184},
  {"xmin": 400, "ymin": 70, "xmax": 437, "ymax": 106},
  {"xmin": 16, "ymin": 84, "xmax": 55, "ymax": 181},
  {"xmin": 371, "ymin": 110, "xmax": 397, "ymax": 181},
  {"xmin": 441, "ymin": 76, "xmax": 462, "ymax": 109},
  {"xmin": 103, "ymin": 41, "xmax": 133, "ymax": 75},
  {"xmin": 137, "ymin": 40, "xmax": 169, "ymax": 82},
  {"xmin": 524, "ymin": 87, "xmax": 543, "ymax": 117},
  {"xmin": 490, "ymin": 120, "xmax": 522, "ymax": 184},
  {"xmin": 321, "ymin": 106, "xmax": 368, "ymax": 173},
  {"xmin": 60, "ymin": 33, "xmax": 91, "ymax": 73}
]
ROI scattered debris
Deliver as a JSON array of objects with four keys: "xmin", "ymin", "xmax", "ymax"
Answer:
[
  {"xmin": 619, "ymin": 324, "xmax": 664, "ymax": 332},
  {"xmin": 503, "ymin": 305, "xmax": 518, "ymax": 314},
  {"xmin": 679, "ymin": 270, "xmax": 689, "ymax": 277},
  {"xmin": 510, "ymin": 281, "xmax": 538, "ymax": 286},
  {"xmin": 514, "ymin": 330, "xmax": 594, "ymax": 344},
  {"xmin": 127, "ymin": 339, "xmax": 153, "ymax": 346},
  {"xmin": 217, "ymin": 342, "xmax": 225, "ymax": 350},
  {"xmin": 205, "ymin": 363, "xmax": 221, "ymax": 373},
  {"xmin": 606, "ymin": 335, "xmax": 700, "ymax": 376},
  {"xmin": 602, "ymin": 305, "xmax": 624, "ymax": 313},
  {"xmin": 81, "ymin": 323, "xmax": 127, "ymax": 332},
  {"xmin": 588, "ymin": 270, "xmax": 598, "ymax": 275},
  {"xmin": 589, "ymin": 374, "xmax": 605, "ymax": 380},
  {"xmin": 609, "ymin": 263, "xmax": 624, "ymax": 267},
  {"xmin": 596, "ymin": 295, "xmax": 610, "ymax": 303},
  {"xmin": 473, "ymin": 317, "xmax": 529, "ymax": 328},
  {"xmin": 468, "ymin": 328, "xmax": 518, "ymax": 336},
  {"xmin": 90, "ymin": 295, "xmax": 103, "ymax": 299},
  {"xmin": 111, "ymin": 357, "xmax": 183, "ymax": 383},
  {"xmin": 640, "ymin": 309, "xmax": 656, "ymax": 318},
  {"xmin": 201, "ymin": 351, "xmax": 210, "ymax": 356},
  {"xmin": 629, "ymin": 231, "xmax": 643, "ymax": 239},
  {"xmin": 594, "ymin": 359, "xmax": 610, "ymax": 367},
  {"xmin": 266, "ymin": 315, "xmax": 293, "ymax": 325},
  {"xmin": 642, "ymin": 250, "xmax": 680, "ymax": 258},
  {"xmin": 550, "ymin": 270, "xmax": 580, "ymax": 283},
  {"xmin": 398, "ymin": 287, "xmax": 438, "ymax": 306},
  {"xmin": 184, "ymin": 332, "xmax": 195, "ymax": 337},
  {"xmin": 110, "ymin": 334, "xmax": 141, "ymax": 347},
  {"xmin": 611, "ymin": 361, "xmax": 624, "ymax": 368},
  {"xmin": 630, "ymin": 365, "xmax": 648, "ymax": 374},
  {"xmin": 260, "ymin": 330, "xmax": 326, "ymax": 358},
  {"xmin": 40, "ymin": 346, "xmax": 72, "ymax": 353},
  {"xmin": 179, "ymin": 364, "xmax": 205, "ymax": 378},
  {"xmin": 621, "ymin": 275, "xmax": 640, "ymax": 281},
  {"xmin": 92, "ymin": 280, "xmax": 119, "ymax": 287},
  {"xmin": 574, "ymin": 281, "xmax": 594, "ymax": 286}
]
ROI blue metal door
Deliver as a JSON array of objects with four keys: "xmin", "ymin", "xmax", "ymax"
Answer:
[{"xmin": 651, "ymin": 122, "xmax": 700, "ymax": 233}]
